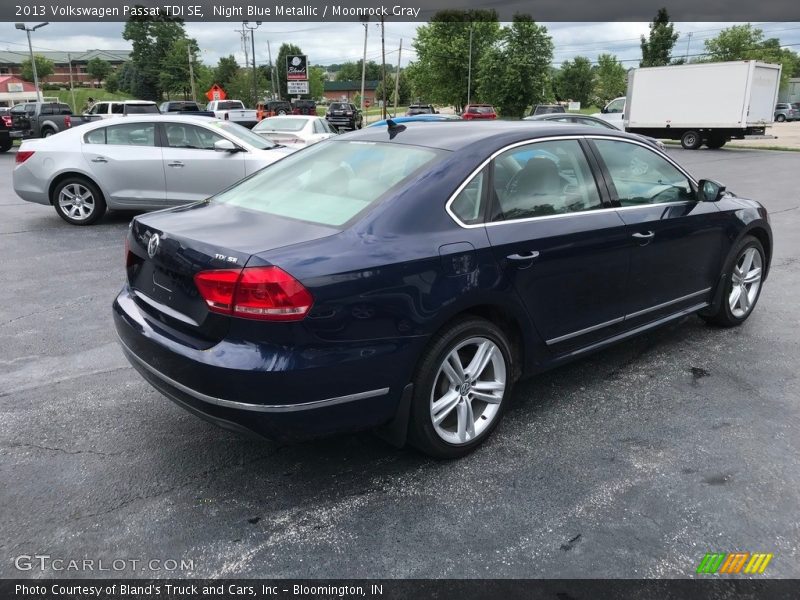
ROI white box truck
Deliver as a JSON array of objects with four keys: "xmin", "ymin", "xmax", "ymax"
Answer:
[{"xmin": 595, "ymin": 61, "xmax": 782, "ymax": 149}]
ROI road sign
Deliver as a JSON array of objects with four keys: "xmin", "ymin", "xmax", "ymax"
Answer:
[
  {"xmin": 287, "ymin": 81, "xmax": 309, "ymax": 95},
  {"xmin": 286, "ymin": 55, "xmax": 308, "ymax": 81},
  {"xmin": 205, "ymin": 84, "xmax": 227, "ymax": 101}
]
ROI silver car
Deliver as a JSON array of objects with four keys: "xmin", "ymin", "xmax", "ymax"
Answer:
[
  {"xmin": 13, "ymin": 116, "xmax": 295, "ymax": 225},
  {"xmin": 523, "ymin": 113, "xmax": 667, "ymax": 151}
]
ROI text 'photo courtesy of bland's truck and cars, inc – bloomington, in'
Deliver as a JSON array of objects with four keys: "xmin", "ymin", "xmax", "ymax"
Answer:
[{"xmin": 1, "ymin": 0, "xmax": 800, "ymax": 598}]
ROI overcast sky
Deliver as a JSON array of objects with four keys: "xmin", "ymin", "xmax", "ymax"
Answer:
[{"xmin": 1, "ymin": 21, "xmax": 798, "ymax": 68}]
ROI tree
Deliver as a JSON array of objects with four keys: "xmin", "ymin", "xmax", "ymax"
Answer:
[
  {"xmin": 123, "ymin": 15, "xmax": 187, "ymax": 100},
  {"xmin": 556, "ymin": 56, "xmax": 593, "ymax": 105},
  {"xmin": 213, "ymin": 55, "xmax": 240, "ymax": 92},
  {"xmin": 276, "ymin": 43, "xmax": 303, "ymax": 100},
  {"xmin": 593, "ymin": 54, "xmax": 628, "ymax": 106},
  {"xmin": 336, "ymin": 60, "xmax": 382, "ymax": 82},
  {"xmin": 21, "ymin": 55, "xmax": 55, "ymax": 82},
  {"xmin": 703, "ymin": 24, "xmax": 800, "ymax": 87},
  {"xmin": 640, "ymin": 8, "xmax": 678, "ymax": 67},
  {"xmin": 159, "ymin": 37, "xmax": 200, "ymax": 99},
  {"xmin": 375, "ymin": 71, "xmax": 412, "ymax": 107},
  {"xmin": 408, "ymin": 10, "xmax": 501, "ymax": 110},
  {"xmin": 308, "ymin": 65, "xmax": 326, "ymax": 100},
  {"xmin": 476, "ymin": 14, "xmax": 553, "ymax": 117},
  {"xmin": 86, "ymin": 58, "xmax": 112, "ymax": 88},
  {"xmin": 104, "ymin": 70, "xmax": 119, "ymax": 94}
]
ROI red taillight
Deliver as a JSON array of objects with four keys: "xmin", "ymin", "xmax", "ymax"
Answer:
[
  {"xmin": 1, "ymin": 115, "xmax": 11, "ymax": 127},
  {"xmin": 15, "ymin": 151, "xmax": 35, "ymax": 164},
  {"xmin": 125, "ymin": 235, "xmax": 136, "ymax": 268},
  {"xmin": 64, "ymin": 115, "xmax": 71, "ymax": 128},
  {"xmin": 194, "ymin": 266, "xmax": 313, "ymax": 321}
]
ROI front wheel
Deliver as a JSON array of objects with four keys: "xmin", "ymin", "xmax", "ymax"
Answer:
[
  {"xmin": 52, "ymin": 177, "xmax": 106, "ymax": 225},
  {"xmin": 409, "ymin": 317, "xmax": 514, "ymax": 458},
  {"xmin": 680, "ymin": 130, "xmax": 702, "ymax": 150},
  {"xmin": 701, "ymin": 235, "xmax": 765, "ymax": 327}
]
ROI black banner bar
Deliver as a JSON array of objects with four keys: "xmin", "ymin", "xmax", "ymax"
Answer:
[
  {"xmin": 3, "ymin": 579, "xmax": 800, "ymax": 600},
  {"xmin": 2, "ymin": 0, "xmax": 800, "ymax": 22}
]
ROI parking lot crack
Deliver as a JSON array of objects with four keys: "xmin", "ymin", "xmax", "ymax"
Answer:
[{"xmin": 4, "ymin": 442, "xmax": 123, "ymax": 458}]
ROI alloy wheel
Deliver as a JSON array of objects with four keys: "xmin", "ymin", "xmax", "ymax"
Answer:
[
  {"xmin": 58, "ymin": 183, "xmax": 96, "ymax": 222},
  {"xmin": 729, "ymin": 247, "xmax": 763, "ymax": 318},
  {"xmin": 430, "ymin": 337, "xmax": 506, "ymax": 445}
]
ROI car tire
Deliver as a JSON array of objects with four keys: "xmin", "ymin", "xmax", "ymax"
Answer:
[
  {"xmin": 408, "ymin": 317, "xmax": 515, "ymax": 459},
  {"xmin": 775, "ymin": 114, "xmax": 786, "ymax": 122},
  {"xmin": 0, "ymin": 141, "xmax": 11, "ymax": 153},
  {"xmin": 680, "ymin": 130, "xmax": 702, "ymax": 150},
  {"xmin": 52, "ymin": 177, "xmax": 107, "ymax": 226},
  {"xmin": 701, "ymin": 235, "xmax": 765, "ymax": 328},
  {"xmin": 705, "ymin": 137, "xmax": 726, "ymax": 149},
  {"xmin": 41, "ymin": 128, "xmax": 55, "ymax": 138}
]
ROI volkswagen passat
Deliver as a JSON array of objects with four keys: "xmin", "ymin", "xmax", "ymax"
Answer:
[
  {"xmin": 13, "ymin": 116, "xmax": 293, "ymax": 225},
  {"xmin": 114, "ymin": 121, "xmax": 772, "ymax": 458}
]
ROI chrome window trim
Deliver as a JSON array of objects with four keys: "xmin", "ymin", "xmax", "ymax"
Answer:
[
  {"xmin": 117, "ymin": 334, "xmax": 390, "ymax": 413},
  {"xmin": 444, "ymin": 134, "xmax": 698, "ymax": 230}
]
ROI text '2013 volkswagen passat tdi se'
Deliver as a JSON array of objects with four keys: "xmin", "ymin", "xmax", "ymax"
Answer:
[{"xmin": 114, "ymin": 121, "xmax": 772, "ymax": 458}]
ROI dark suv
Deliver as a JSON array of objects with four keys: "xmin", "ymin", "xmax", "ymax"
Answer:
[
  {"xmin": 325, "ymin": 102, "xmax": 363, "ymax": 130},
  {"xmin": 292, "ymin": 99, "xmax": 317, "ymax": 116},
  {"xmin": 530, "ymin": 104, "xmax": 566, "ymax": 116}
]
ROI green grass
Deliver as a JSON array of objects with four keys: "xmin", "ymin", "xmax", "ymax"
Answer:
[{"xmin": 52, "ymin": 88, "xmax": 130, "ymax": 113}]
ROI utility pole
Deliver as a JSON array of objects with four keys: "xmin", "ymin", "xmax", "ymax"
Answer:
[
  {"xmin": 187, "ymin": 44, "xmax": 196, "ymax": 102},
  {"xmin": 393, "ymin": 39, "xmax": 402, "ymax": 117},
  {"xmin": 15, "ymin": 22, "xmax": 49, "ymax": 102},
  {"xmin": 236, "ymin": 26, "xmax": 249, "ymax": 70},
  {"xmin": 380, "ymin": 15, "xmax": 387, "ymax": 120},
  {"xmin": 67, "ymin": 52, "xmax": 76, "ymax": 112},
  {"xmin": 467, "ymin": 26, "xmax": 473, "ymax": 108},
  {"xmin": 267, "ymin": 41, "xmax": 277, "ymax": 99},
  {"xmin": 243, "ymin": 21, "xmax": 261, "ymax": 107},
  {"xmin": 685, "ymin": 32, "xmax": 693, "ymax": 61},
  {"xmin": 359, "ymin": 19, "xmax": 368, "ymax": 114}
]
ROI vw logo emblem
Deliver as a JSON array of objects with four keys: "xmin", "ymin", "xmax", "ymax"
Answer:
[{"xmin": 147, "ymin": 234, "xmax": 160, "ymax": 259}]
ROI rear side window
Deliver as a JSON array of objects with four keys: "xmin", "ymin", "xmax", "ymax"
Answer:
[
  {"xmin": 126, "ymin": 104, "xmax": 159, "ymax": 114},
  {"xmin": 491, "ymin": 139, "xmax": 603, "ymax": 221},
  {"xmin": 84, "ymin": 127, "xmax": 106, "ymax": 144},
  {"xmin": 213, "ymin": 140, "xmax": 444, "ymax": 227},
  {"xmin": 450, "ymin": 168, "xmax": 487, "ymax": 225},
  {"xmin": 593, "ymin": 139, "xmax": 693, "ymax": 206},
  {"xmin": 105, "ymin": 122, "xmax": 156, "ymax": 146},
  {"xmin": 111, "ymin": 103, "xmax": 124, "ymax": 114}
]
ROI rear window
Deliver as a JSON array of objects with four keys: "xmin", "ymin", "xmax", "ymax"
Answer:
[
  {"xmin": 534, "ymin": 105, "xmax": 565, "ymax": 115},
  {"xmin": 468, "ymin": 106, "xmax": 494, "ymax": 114},
  {"xmin": 217, "ymin": 101, "xmax": 245, "ymax": 110},
  {"xmin": 126, "ymin": 104, "xmax": 159, "ymax": 114},
  {"xmin": 254, "ymin": 117, "xmax": 307, "ymax": 132},
  {"xmin": 329, "ymin": 103, "xmax": 351, "ymax": 111},
  {"xmin": 40, "ymin": 103, "xmax": 71, "ymax": 115},
  {"xmin": 213, "ymin": 140, "xmax": 444, "ymax": 227}
]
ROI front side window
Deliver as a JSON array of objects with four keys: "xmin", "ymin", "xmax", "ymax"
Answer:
[
  {"xmin": 605, "ymin": 98, "xmax": 625, "ymax": 113},
  {"xmin": 105, "ymin": 122, "xmax": 156, "ymax": 146},
  {"xmin": 491, "ymin": 139, "xmax": 603, "ymax": 221},
  {"xmin": 164, "ymin": 123, "xmax": 223, "ymax": 150},
  {"xmin": 111, "ymin": 103, "xmax": 124, "ymax": 114},
  {"xmin": 213, "ymin": 140, "xmax": 444, "ymax": 227},
  {"xmin": 593, "ymin": 139, "xmax": 694, "ymax": 206}
]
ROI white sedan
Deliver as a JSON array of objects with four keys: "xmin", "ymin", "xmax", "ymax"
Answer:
[
  {"xmin": 252, "ymin": 115, "xmax": 337, "ymax": 146},
  {"xmin": 13, "ymin": 115, "xmax": 295, "ymax": 225}
]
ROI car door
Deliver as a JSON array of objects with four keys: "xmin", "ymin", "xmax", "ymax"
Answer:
[
  {"xmin": 160, "ymin": 121, "xmax": 246, "ymax": 205},
  {"xmin": 478, "ymin": 137, "xmax": 632, "ymax": 353},
  {"xmin": 588, "ymin": 137, "xmax": 726, "ymax": 324},
  {"xmin": 81, "ymin": 121, "xmax": 166, "ymax": 208}
]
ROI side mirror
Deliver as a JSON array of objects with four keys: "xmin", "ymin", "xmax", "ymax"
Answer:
[
  {"xmin": 214, "ymin": 139, "xmax": 239, "ymax": 153},
  {"xmin": 697, "ymin": 179, "xmax": 726, "ymax": 202},
  {"xmin": 601, "ymin": 107, "xmax": 608, "ymax": 114}
]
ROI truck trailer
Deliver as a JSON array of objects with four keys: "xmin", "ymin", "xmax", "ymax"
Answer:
[{"xmin": 597, "ymin": 61, "xmax": 782, "ymax": 149}]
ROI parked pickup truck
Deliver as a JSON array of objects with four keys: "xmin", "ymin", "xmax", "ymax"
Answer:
[
  {"xmin": 158, "ymin": 101, "xmax": 216, "ymax": 117},
  {"xmin": 1, "ymin": 109, "xmax": 12, "ymax": 152},
  {"xmin": 205, "ymin": 100, "xmax": 258, "ymax": 128},
  {"xmin": 9, "ymin": 101, "xmax": 100, "ymax": 140}
]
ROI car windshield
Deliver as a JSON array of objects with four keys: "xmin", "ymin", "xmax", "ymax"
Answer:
[
  {"xmin": 126, "ymin": 104, "xmax": 159, "ymax": 114},
  {"xmin": 254, "ymin": 117, "xmax": 307, "ymax": 132},
  {"xmin": 213, "ymin": 140, "xmax": 444, "ymax": 227},
  {"xmin": 208, "ymin": 121, "xmax": 278, "ymax": 149}
]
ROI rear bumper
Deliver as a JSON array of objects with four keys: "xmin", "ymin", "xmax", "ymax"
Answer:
[
  {"xmin": 113, "ymin": 285, "xmax": 415, "ymax": 440},
  {"xmin": 12, "ymin": 164, "xmax": 50, "ymax": 205}
]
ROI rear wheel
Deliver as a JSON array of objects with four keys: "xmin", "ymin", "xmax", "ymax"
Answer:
[
  {"xmin": 52, "ymin": 177, "xmax": 106, "ymax": 225},
  {"xmin": 705, "ymin": 137, "xmax": 727, "ymax": 149},
  {"xmin": 41, "ymin": 128, "xmax": 55, "ymax": 138},
  {"xmin": 701, "ymin": 235, "xmax": 765, "ymax": 327},
  {"xmin": 409, "ymin": 317, "xmax": 514, "ymax": 458},
  {"xmin": 775, "ymin": 114, "xmax": 786, "ymax": 122},
  {"xmin": 680, "ymin": 130, "xmax": 702, "ymax": 150},
  {"xmin": 0, "ymin": 141, "xmax": 11, "ymax": 153}
]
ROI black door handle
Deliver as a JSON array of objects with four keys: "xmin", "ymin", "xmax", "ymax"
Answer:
[{"xmin": 507, "ymin": 251, "xmax": 540, "ymax": 261}]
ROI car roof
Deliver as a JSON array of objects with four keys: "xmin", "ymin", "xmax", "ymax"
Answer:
[
  {"xmin": 340, "ymin": 120, "xmax": 637, "ymax": 151},
  {"xmin": 260, "ymin": 115, "xmax": 318, "ymax": 121}
]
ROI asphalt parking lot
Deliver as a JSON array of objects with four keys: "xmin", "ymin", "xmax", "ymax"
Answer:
[{"xmin": 1, "ymin": 146, "xmax": 798, "ymax": 579}]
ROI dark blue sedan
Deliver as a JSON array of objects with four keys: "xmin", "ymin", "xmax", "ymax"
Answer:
[{"xmin": 114, "ymin": 121, "xmax": 772, "ymax": 458}]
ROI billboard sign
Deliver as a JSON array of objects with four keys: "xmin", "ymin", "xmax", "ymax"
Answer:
[
  {"xmin": 286, "ymin": 55, "xmax": 308, "ymax": 81},
  {"xmin": 287, "ymin": 81, "xmax": 310, "ymax": 95}
]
